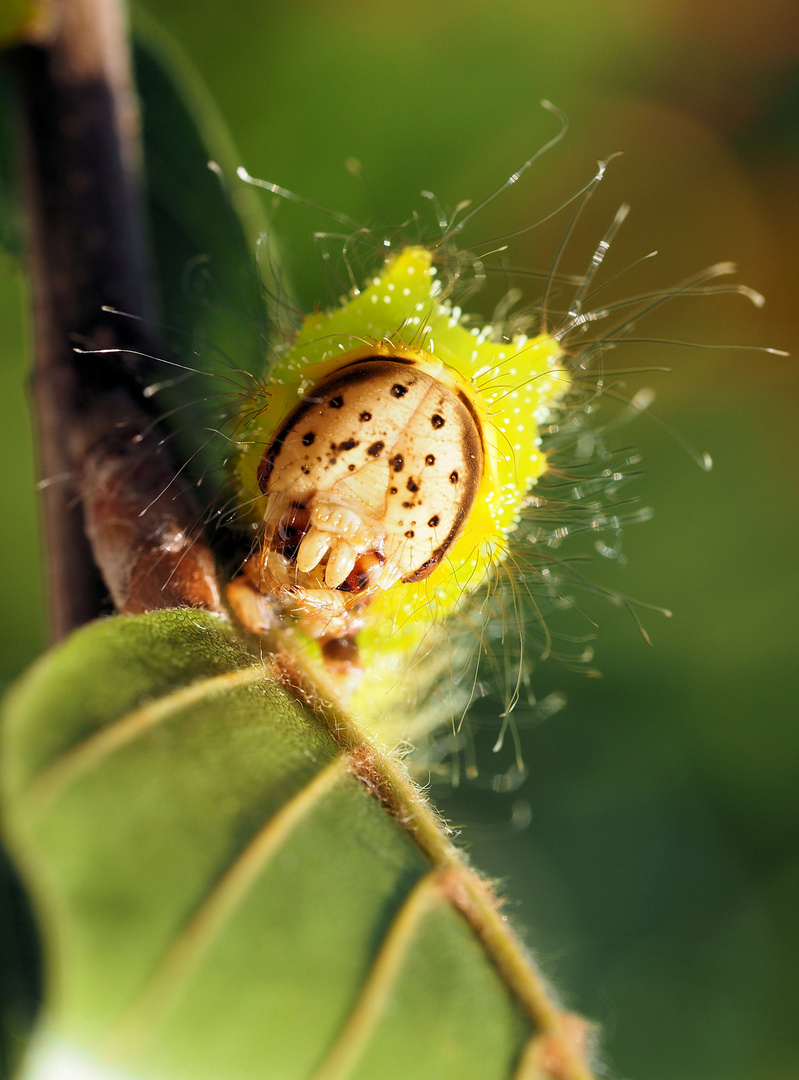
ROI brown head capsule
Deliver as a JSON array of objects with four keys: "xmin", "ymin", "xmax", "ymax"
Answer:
[{"xmin": 254, "ymin": 355, "xmax": 483, "ymax": 641}]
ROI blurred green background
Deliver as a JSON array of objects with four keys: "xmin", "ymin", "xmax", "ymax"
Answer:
[{"xmin": 1, "ymin": 1, "xmax": 797, "ymax": 1078}]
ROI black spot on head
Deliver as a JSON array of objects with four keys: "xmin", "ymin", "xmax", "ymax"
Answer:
[
  {"xmin": 427, "ymin": 515, "xmax": 440, "ymax": 528},
  {"xmin": 367, "ymin": 440, "xmax": 384, "ymax": 457},
  {"xmin": 329, "ymin": 395, "xmax": 344, "ymax": 408},
  {"xmin": 301, "ymin": 466, "xmax": 310, "ymax": 475},
  {"xmin": 348, "ymin": 464, "xmax": 356, "ymax": 472},
  {"xmin": 389, "ymin": 454, "xmax": 404, "ymax": 473},
  {"xmin": 425, "ymin": 454, "xmax": 435, "ymax": 466},
  {"xmin": 406, "ymin": 477, "xmax": 419, "ymax": 493},
  {"xmin": 449, "ymin": 470, "xmax": 458, "ymax": 483},
  {"xmin": 404, "ymin": 530, "xmax": 415, "ymax": 538},
  {"xmin": 391, "ymin": 383, "xmax": 408, "ymax": 398},
  {"xmin": 431, "ymin": 413, "xmax": 445, "ymax": 429},
  {"xmin": 338, "ymin": 438, "xmax": 357, "ymax": 451},
  {"xmin": 402, "ymin": 501, "xmax": 414, "ymax": 509},
  {"xmin": 302, "ymin": 431, "xmax": 315, "ymax": 447},
  {"xmin": 389, "ymin": 486, "xmax": 398, "ymax": 494},
  {"xmin": 359, "ymin": 410, "xmax": 372, "ymax": 422}
]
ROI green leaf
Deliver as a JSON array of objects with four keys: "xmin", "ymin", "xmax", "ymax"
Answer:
[{"xmin": 0, "ymin": 610, "xmax": 573, "ymax": 1080}]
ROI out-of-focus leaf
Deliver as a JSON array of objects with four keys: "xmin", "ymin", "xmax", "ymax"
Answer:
[
  {"xmin": 131, "ymin": 23, "xmax": 276, "ymax": 497},
  {"xmin": 0, "ymin": 70, "xmax": 24, "ymax": 258},
  {"xmin": 1, "ymin": 610, "xmax": 552, "ymax": 1080}
]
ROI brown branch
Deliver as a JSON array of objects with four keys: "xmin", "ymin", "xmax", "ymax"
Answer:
[{"xmin": 11, "ymin": 0, "xmax": 221, "ymax": 640}]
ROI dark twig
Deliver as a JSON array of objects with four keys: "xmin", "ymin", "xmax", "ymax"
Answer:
[{"xmin": 11, "ymin": 0, "xmax": 221, "ymax": 640}]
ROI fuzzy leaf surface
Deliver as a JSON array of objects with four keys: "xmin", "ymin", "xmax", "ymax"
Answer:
[{"xmin": 1, "ymin": 610, "xmax": 537, "ymax": 1080}]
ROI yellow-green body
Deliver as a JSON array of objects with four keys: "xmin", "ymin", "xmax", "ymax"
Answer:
[{"xmin": 234, "ymin": 245, "xmax": 567, "ymax": 710}]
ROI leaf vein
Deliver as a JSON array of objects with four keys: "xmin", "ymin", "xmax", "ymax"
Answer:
[
  {"xmin": 27, "ymin": 662, "xmax": 267, "ymax": 807},
  {"xmin": 105, "ymin": 752, "xmax": 351, "ymax": 1057},
  {"xmin": 308, "ymin": 869, "xmax": 444, "ymax": 1080}
]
